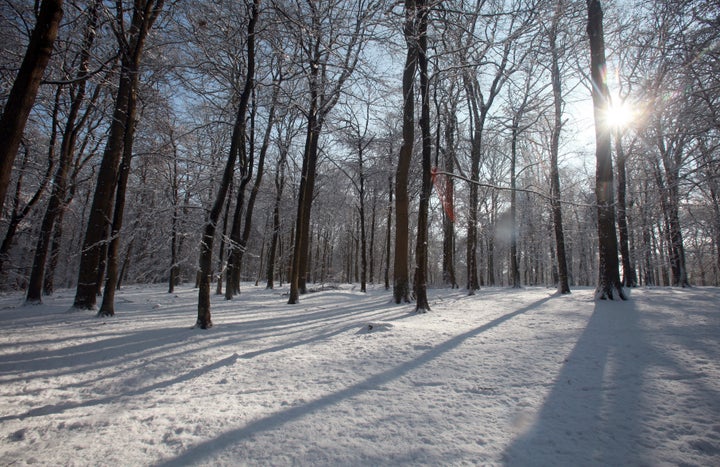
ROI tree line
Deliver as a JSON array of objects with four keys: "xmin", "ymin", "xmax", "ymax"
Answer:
[{"xmin": 1, "ymin": 0, "xmax": 718, "ymax": 325}]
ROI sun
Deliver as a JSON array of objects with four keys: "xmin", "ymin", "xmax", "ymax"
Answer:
[{"xmin": 604, "ymin": 98, "xmax": 635, "ymax": 130}]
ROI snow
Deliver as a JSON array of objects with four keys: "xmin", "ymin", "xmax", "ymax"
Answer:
[{"xmin": 1, "ymin": 284, "xmax": 719, "ymax": 466}]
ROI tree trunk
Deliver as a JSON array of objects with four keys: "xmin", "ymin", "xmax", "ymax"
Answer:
[
  {"xmin": 196, "ymin": 0, "xmax": 258, "ymax": 328},
  {"xmin": 549, "ymin": 1, "xmax": 571, "ymax": 294},
  {"xmin": 235, "ymin": 84, "xmax": 277, "ymax": 293},
  {"xmin": 0, "ymin": 0, "xmax": 63, "ymax": 214},
  {"xmin": 587, "ymin": 0, "xmax": 626, "ymax": 300},
  {"xmin": 98, "ymin": 75, "xmax": 140, "ymax": 317},
  {"xmin": 359, "ymin": 161, "xmax": 368, "ymax": 293},
  {"xmin": 614, "ymin": 128, "xmax": 637, "ymax": 287},
  {"xmin": 266, "ymin": 138, "xmax": 287, "ymax": 289},
  {"xmin": 414, "ymin": 0, "xmax": 431, "ymax": 312},
  {"xmin": 288, "ymin": 112, "xmax": 320, "ymax": 304},
  {"xmin": 215, "ymin": 179, "xmax": 233, "ymax": 295},
  {"xmin": 510, "ymin": 123, "xmax": 521, "ymax": 288},
  {"xmin": 369, "ymin": 191, "xmax": 377, "ymax": 285},
  {"xmin": 394, "ymin": 0, "xmax": 418, "ymax": 304},
  {"xmin": 385, "ymin": 169, "xmax": 393, "ymax": 291},
  {"xmin": 74, "ymin": 0, "xmax": 164, "ymax": 310},
  {"xmin": 26, "ymin": 0, "xmax": 99, "ymax": 303}
]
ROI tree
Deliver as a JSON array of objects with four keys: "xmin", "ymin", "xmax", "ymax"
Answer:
[
  {"xmin": 73, "ymin": 0, "xmax": 165, "ymax": 311},
  {"xmin": 414, "ymin": 0, "xmax": 432, "ymax": 312},
  {"xmin": 587, "ymin": 0, "xmax": 625, "ymax": 300},
  {"xmin": 285, "ymin": 0, "xmax": 378, "ymax": 304},
  {"xmin": 27, "ymin": 0, "xmax": 102, "ymax": 304},
  {"xmin": 454, "ymin": 0, "xmax": 534, "ymax": 294},
  {"xmin": 548, "ymin": 0, "xmax": 571, "ymax": 294},
  {"xmin": 196, "ymin": 0, "xmax": 259, "ymax": 328},
  {"xmin": 393, "ymin": 0, "xmax": 421, "ymax": 304},
  {"xmin": 0, "ymin": 0, "xmax": 64, "ymax": 215}
]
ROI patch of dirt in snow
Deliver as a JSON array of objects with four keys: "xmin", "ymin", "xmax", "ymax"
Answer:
[{"xmin": 0, "ymin": 284, "xmax": 718, "ymax": 466}]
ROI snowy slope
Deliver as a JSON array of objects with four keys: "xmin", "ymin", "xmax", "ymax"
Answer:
[{"xmin": 1, "ymin": 284, "xmax": 718, "ymax": 466}]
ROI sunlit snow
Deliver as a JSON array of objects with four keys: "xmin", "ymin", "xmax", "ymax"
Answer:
[{"xmin": 1, "ymin": 284, "xmax": 718, "ymax": 465}]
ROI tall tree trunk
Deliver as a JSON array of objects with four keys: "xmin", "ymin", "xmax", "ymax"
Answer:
[
  {"xmin": 440, "ymin": 94, "xmax": 458, "ymax": 289},
  {"xmin": 196, "ymin": 0, "xmax": 258, "ymax": 328},
  {"xmin": 0, "ymin": 0, "xmax": 63, "ymax": 214},
  {"xmin": 385, "ymin": 169, "xmax": 393, "ymax": 291},
  {"xmin": 510, "ymin": 122, "xmax": 521, "ymax": 288},
  {"xmin": 288, "ymin": 111, "xmax": 320, "ymax": 304},
  {"xmin": 414, "ymin": 0, "xmax": 431, "ymax": 312},
  {"xmin": 266, "ymin": 143, "xmax": 287, "ymax": 290},
  {"xmin": 73, "ymin": 0, "xmax": 164, "ymax": 310},
  {"xmin": 614, "ymin": 128, "xmax": 637, "ymax": 287},
  {"xmin": 169, "ymin": 166, "xmax": 180, "ymax": 294},
  {"xmin": 549, "ymin": 0, "xmax": 571, "ymax": 294},
  {"xmin": 98, "ymin": 74, "xmax": 140, "ymax": 317},
  {"xmin": 359, "ymin": 158, "xmax": 368, "ymax": 293},
  {"xmin": 394, "ymin": 0, "xmax": 418, "ymax": 304},
  {"xmin": 234, "ymin": 83, "xmax": 278, "ymax": 293},
  {"xmin": 27, "ymin": 0, "xmax": 99, "ymax": 303},
  {"xmin": 587, "ymin": 0, "xmax": 626, "ymax": 300}
]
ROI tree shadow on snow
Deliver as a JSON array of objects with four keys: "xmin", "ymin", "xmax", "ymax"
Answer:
[
  {"xmin": 502, "ymin": 293, "xmax": 720, "ymax": 466},
  {"xmin": 152, "ymin": 294, "xmax": 554, "ymax": 466}
]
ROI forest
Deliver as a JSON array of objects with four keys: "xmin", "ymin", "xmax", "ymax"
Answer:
[{"xmin": 1, "ymin": 0, "xmax": 719, "ymax": 323}]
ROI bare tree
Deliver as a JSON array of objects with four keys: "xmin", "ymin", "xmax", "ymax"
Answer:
[
  {"xmin": 414, "ymin": 0, "xmax": 432, "ymax": 312},
  {"xmin": 73, "ymin": 0, "xmax": 165, "ymax": 311},
  {"xmin": 0, "ymin": 0, "xmax": 64, "ymax": 215},
  {"xmin": 548, "ymin": 0, "xmax": 570, "ymax": 294},
  {"xmin": 587, "ymin": 0, "xmax": 625, "ymax": 300},
  {"xmin": 394, "ymin": 0, "xmax": 421, "ymax": 304},
  {"xmin": 196, "ymin": 0, "xmax": 259, "ymax": 328},
  {"xmin": 284, "ymin": 0, "xmax": 378, "ymax": 304},
  {"xmin": 27, "ymin": 0, "xmax": 102, "ymax": 303}
]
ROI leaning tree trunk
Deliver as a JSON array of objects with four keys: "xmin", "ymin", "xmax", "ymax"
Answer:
[
  {"xmin": 587, "ymin": 0, "xmax": 626, "ymax": 300},
  {"xmin": 74, "ymin": 0, "xmax": 164, "ymax": 310},
  {"xmin": 0, "ymin": 0, "xmax": 63, "ymax": 214},
  {"xmin": 26, "ymin": 0, "xmax": 99, "ymax": 304},
  {"xmin": 98, "ymin": 81, "xmax": 139, "ymax": 317},
  {"xmin": 196, "ymin": 0, "xmax": 258, "ymax": 328}
]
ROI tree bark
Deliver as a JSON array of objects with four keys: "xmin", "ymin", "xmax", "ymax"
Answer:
[
  {"xmin": 414, "ymin": 0, "xmax": 431, "ymax": 312},
  {"xmin": 196, "ymin": 0, "xmax": 258, "ymax": 328},
  {"xmin": 27, "ymin": 0, "xmax": 99, "ymax": 303},
  {"xmin": 587, "ymin": 0, "xmax": 626, "ymax": 300},
  {"xmin": 394, "ymin": 0, "xmax": 418, "ymax": 304},
  {"xmin": 0, "ymin": 0, "xmax": 63, "ymax": 214},
  {"xmin": 441, "ymin": 97, "xmax": 458, "ymax": 289},
  {"xmin": 549, "ymin": 0, "xmax": 571, "ymax": 294},
  {"xmin": 73, "ymin": 0, "xmax": 164, "ymax": 310},
  {"xmin": 98, "ymin": 70, "xmax": 140, "ymax": 317},
  {"xmin": 614, "ymin": 128, "xmax": 637, "ymax": 287}
]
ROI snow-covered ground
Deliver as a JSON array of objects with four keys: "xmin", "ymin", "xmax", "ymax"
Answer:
[{"xmin": 1, "ymin": 283, "xmax": 719, "ymax": 466}]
